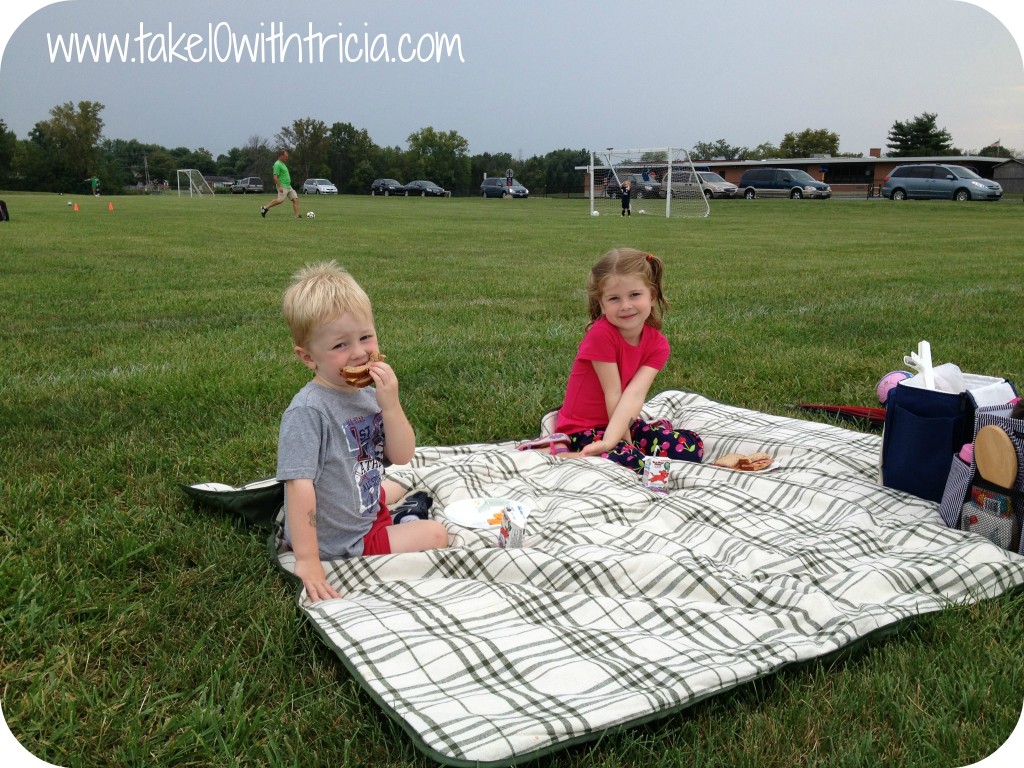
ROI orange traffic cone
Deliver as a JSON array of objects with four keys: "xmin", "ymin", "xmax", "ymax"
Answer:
[
  {"xmin": 108, "ymin": 202, "xmax": 114, "ymax": 211},
  {"xmin": 73, "ymin": 203, "xmax": 79, "ymax": 211}
]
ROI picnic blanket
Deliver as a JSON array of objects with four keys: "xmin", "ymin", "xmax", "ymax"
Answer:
[{"xmin": 269, "ymin": 390, "xmax": 1024, "ymax": 766}]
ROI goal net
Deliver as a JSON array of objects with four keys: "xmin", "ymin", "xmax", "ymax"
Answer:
[
  {"xmin": 176, "ymin": 169, "xmax": 216, "ymax": 197},
  {"xmin": 588, "ymin": 148, "xmax": 709, "ymax": 218}
]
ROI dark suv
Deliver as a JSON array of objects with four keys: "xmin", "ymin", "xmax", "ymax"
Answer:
[
  {"xmin": 604, "ymin": 173, "xmax": 661, "ymax": 199},
  {"xmin": 370, "ymin": 178, "xmax": 405, "ymax": 196},
  {"xmin": 881, "ymin": 164, "xmax": 1002, "ymax": 201}
]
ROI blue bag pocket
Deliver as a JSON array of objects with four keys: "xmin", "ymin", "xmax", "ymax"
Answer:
[{"xmin": 882, "ymin": 401, "xmax": 962, "ymax": 502}]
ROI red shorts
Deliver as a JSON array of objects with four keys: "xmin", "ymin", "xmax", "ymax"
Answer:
[{"xmin": 362, "ymin": 498, "xmax": 393, "ymax": 556}]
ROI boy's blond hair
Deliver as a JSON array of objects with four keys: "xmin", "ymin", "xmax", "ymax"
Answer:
[{"xmin": 282, "ymin": 261, "xmax": 373, "ymax": 347}]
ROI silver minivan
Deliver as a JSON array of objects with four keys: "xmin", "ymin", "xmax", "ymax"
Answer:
[
  {"xmin": 738, "ymin": 168, "xmax": 831, "ymax": 199},
  {"xmin": 882, "ymin": 164, "xmax": 1002, "ymax": 201},
  {"xmin": 481, "ymin": 177, "xmax": 529, "ymax": 198},
  {"xmin": 662, "ymin": 171, "xmax": 738, "ymax": 199}
]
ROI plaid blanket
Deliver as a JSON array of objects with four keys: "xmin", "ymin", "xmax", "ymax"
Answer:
[{"xmin": 272, "ymin": 390, "xmax": 1024, "ymax": 766}]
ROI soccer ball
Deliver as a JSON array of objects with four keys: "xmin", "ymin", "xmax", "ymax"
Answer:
[
  {"xmin": 638, "ymin": 209, "xmax": 646, "ymax": 215},
  {"xmin": 306, "ymin": 211, "xmax": 315, "ymax": 219},
  {"xmin": 876, "ymin": 370, "xmax": 912, "ymax": 404},
  {"xmin": 591, "ymin": 210, "xmax": 600, "ymax": 217},
  {"xmin": 67, "ymin": 201, "xmax": 72, "ymax": 207}
]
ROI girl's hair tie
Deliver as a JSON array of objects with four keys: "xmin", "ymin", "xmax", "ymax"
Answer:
[{"xmin": 646, "ymin": 253, "xmax": 654, "ymax": 262}]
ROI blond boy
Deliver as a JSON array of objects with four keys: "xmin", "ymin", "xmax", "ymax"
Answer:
[{"xmin": 278, "ymin": 262, "xmax": 447, "ymax": 601}]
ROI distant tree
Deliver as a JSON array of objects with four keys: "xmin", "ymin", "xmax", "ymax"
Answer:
[
  {"xmin": 0, "ymin": 120, "xmax": 16, "ymax": 186},
  {"xmin": 25, "ymin": 100, "xmax": 105, "ymax": 191},
  {"xmin": 103, "ymin": 138, "xmax": 143, "ymax": 171},
  {"xmin": 100, "ymin": 138, "xmax": 140, "ymax": 188},
  {"xmin": 276, "ymin": 118, "xmax": 330, "ymax": 183},
  {"xmin": 349, "ymin": 158, "xmax": 378, "ymax": 193},
  {"xmin": 976, "ymin": 141, "xmax": 1015, "ymax": 159},
  {"xmin": 471, "ymin": 152, "xmax": 515, "ymax": 185},
  {"xmin": 11, "ymin": 140, "xmax": 34, "ymax": 190},
  {"xmin": 779, "ymin": 128, "xmax": 840, "ymax": 157},
  {"xmin": 50, "ymin": 100, "xmax": 105, "ymax": 173},
  {"xmin": 240, "ymin": 135, "xmax": 274, "ymax": 178},
  {"xmin": 164, "ymin": 146, "xmax": 216, "ymax": 175},
  {"xmin": 215, "ymin": 147, "xmax": 246, "ymax": 178},
  {"xmin": 744, "ymin": 142, "xmax": 780, "ymax": 161},
  {"xmin": 516, "ymin": 154, "xmax": 545, "ymax": 194},
  {"xmin": 691, "ymin": 139, "xmax": 745, "ymax": 161},
  {"xmin": 886, "ymin": 112, "xmax": 956, "ymax": 157},
  {"xmin": 376, "ymin": 144, "xmax": 410, "ymax": 183},
  {"xmin": 185, "ymin": 148, "xmax": 216, "ymax": 174},
  {"xmin": 17, "ymin": 134, "xmax": 57, "ymax": 192},
  {"xmin": 145, "ymin": 149, "xmax": 176, "ymax": 185},
  {"xmin": 538, "ymin": 148, "xmax": 590, "ymax": 194},
  {"xmin": 405, "ymin": 126, "xmax": 471, "ymax": 191},
  {"xmin": 327, "ymin": 122, "xmax": 377, "ymax": 193}
]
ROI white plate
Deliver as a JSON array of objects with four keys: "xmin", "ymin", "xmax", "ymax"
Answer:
[{"xmin": 442, "ymin": 497, "xmax": 524, "ymax": 528}]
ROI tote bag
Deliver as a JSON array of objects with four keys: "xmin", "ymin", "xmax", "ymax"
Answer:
[{"xmin": 880, "ymin": 374, "xmax": 1015, "ymax": 502}]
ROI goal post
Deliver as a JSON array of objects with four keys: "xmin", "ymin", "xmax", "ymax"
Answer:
[
  {"xmin": 587, "ymin": 148, "xmax": 710, "ymax": 218},
  {"xmin": 176, "ymin": 169, "xmax": 216, "ymax": 197}
]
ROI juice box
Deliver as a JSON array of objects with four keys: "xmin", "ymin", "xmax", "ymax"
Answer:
[
  {"xmin": 496, "ymin": 503, "xmax": 529, "ymax": 548},
  {"xmin": 643, "ymin": 456, "xmax": 672, "ymax": 493}
]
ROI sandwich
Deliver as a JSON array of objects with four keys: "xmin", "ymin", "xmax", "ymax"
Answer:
[{"xmin": 340, "ymin": 352, "xmax": 386, "ymax": 388}]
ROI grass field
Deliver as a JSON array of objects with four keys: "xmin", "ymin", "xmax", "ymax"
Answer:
[{"xmin": 2, "ymin": 191, "xmax": 1023, "ymax": 767}]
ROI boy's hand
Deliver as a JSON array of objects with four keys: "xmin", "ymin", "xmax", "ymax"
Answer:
[
  {"xmin": 368, "ymin": 360, "xmax": 400, "ymax": 409},
  {"xmin": 373, "ymin": 360, "xmax": 416, "ymax": 466},
  {"xmin": 294, "ymin": 557, "xmax": 340, "ymax": 602}
]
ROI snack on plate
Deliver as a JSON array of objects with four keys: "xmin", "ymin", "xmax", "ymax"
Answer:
[
  {"xmin": 340, "ymin": 352, "xmax": 386, "ymax": 388},
  {"xmin": 712, "ymin": 452, "xmax": 773, "ymax": 471},
  {"xmin": 737, "ymin": 453, "xmax": 772, "ymax": 471}
]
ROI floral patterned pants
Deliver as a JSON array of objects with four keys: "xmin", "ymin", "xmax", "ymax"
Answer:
[{"xmin": 566, "ymin": 418, "xmax": 703, "ymax": 473}]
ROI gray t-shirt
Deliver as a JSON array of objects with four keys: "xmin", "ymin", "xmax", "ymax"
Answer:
[{"xmin": 277, "ymin": 381, "xmax": 385, "ymax": 558}]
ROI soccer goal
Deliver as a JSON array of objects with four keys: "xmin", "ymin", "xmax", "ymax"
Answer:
[
  {"xmin": 588, "ymin": 148, "xmax": 709, "ymax": 218},
  {"xmin": 176, "ymin": 169, "xmax": 216, "ymax": 197}
]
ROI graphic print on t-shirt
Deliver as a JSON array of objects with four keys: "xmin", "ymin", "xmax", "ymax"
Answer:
[{"xmin": 344, "ymin": 411, "xmax": 385, "ymax": 516}]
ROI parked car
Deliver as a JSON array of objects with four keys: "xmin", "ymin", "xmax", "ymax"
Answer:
[
  {"xmin": 738, "ymin": 168, "xmax": 831, "ymax": 199},
  {"xmin": 301, "ymin": 178, "xmax": 338, "ymax": 194},
  {"xmin": 481, "ymin": 177, "xmax": 529, "ymax": 198},
  {"xmin": 695, "ymin": 171, "xmax": 738, "ymax": 199},
  {"xmin": 402, "ymin": 180, "xmax": 448, "ymax": 197},
  {"xmin": 660, "ymin": 171, "xmax": 738, "ymax": 199},
  {"xmin": 230, "ymin": 177, "xmax": 264, "ymax": 194},
  {"xmin": 658, "ymin": 171, "xmax": 701, "ymax": 199},
  {"xmin": 370, "ymin": 178, "xmax": 405, "ymax": 196},
  {"xmin": 604, "ymin": 172, "xmax": 661, "ymax": 199},
  {"xmin": 881, "ymin": 164, "xmax": 1002, "ymax": 201}
]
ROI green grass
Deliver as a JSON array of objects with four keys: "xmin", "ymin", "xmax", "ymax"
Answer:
[{"xmin": 1, "ymin": 191, "xmax": 1023, "ymax": 767}]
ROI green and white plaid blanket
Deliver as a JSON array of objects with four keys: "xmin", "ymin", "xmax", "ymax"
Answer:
[{"xmin": 272, "ymin": 390, "xmax": 1024, "ymax": 766}]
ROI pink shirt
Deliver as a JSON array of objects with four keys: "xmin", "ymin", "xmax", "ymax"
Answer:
[{"xmin": 555, "ymin": 316, "xmax": 670, "ymax": 435}]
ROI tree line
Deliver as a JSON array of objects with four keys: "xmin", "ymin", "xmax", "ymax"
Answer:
[
  {"xmin": 0, "ymin": 101, "xmax": 591, "ymax": 197},
  {"xmin": 0, "ymin": 103, "xmax": 1015, "ymax": 197}
]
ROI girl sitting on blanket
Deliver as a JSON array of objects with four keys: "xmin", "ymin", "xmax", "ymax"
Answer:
[{"xmin": 553, "ymin": 248, "xmax": 703, "ymax": 471}]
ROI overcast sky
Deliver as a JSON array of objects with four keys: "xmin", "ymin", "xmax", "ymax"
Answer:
[{"xmin": 0, "ymin": 1, "xmax": 1022, "ymax": 160}]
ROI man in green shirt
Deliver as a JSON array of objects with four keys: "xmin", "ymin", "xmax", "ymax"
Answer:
[{"xmin": 261, "ymin": 149, "xmax": 300, "ymax": 218}]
